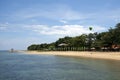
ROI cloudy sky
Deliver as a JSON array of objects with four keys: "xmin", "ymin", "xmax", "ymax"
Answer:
[{"xmin": 0, "ymin": 0, "xmax": 120, "ymax": 50}]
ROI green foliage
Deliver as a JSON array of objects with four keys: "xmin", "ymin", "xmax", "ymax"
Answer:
[
  {"xmin": 89, "ymin": 27, "xmax": 93, "ymax": 31},
  {"xmin": 27, "ymin": 23, "xmax": 120, "ymax": 51}
]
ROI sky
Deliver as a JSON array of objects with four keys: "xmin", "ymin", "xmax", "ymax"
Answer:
[{"xmin": 0, "ymin": 0, "xmax": 120, "ymax": 50}]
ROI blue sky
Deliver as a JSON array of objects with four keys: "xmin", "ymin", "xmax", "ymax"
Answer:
[{"xmin": 0, "ymin": 0, "xmax": 120, "ymax": 50}]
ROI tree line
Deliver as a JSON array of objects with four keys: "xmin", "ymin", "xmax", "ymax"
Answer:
[{"xmin": 27, "ymin": 23, "xmax": 120, "ymax": 51}]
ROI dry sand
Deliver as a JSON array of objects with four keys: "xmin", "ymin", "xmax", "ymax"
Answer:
[{"xmin": 23, "ymin": 51, "xmax": 120, "ymax": 61}]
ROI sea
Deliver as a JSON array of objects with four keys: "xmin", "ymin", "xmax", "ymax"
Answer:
[{"xmin": 0, "ymin": 50, "xmax": 120, "ymax": 80}]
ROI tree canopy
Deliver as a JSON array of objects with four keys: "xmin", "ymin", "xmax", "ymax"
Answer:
[{"xmin": 28, "ymin": 23, "xmax": 120, "ymax": 51}]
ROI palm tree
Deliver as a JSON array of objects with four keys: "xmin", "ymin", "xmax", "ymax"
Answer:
[
  {"xmin": 89, "ymin": 27, "xmax": 93, "ymax": 31},
  {"xmin": 88, "ymin": 27, "xmax": 93, "ymax": 51}
]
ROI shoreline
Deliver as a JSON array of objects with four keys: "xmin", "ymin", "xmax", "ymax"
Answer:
[{"xmin": 22, "ymin": 51, "xmax": 120, "ymax": 61}]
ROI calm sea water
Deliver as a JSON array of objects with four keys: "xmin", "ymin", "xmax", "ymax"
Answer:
[{"xmin": 0, "ymin": 51, "xmax": 120, "ymax": 80}]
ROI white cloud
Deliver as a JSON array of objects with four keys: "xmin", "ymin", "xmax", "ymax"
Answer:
[
  {"xmin": 26, "ymin": 24, "xmax": 107, "ymax": 37},
  {"xmin": 0, "ymin": 22, "xmax": 107, "ymax": 36}
]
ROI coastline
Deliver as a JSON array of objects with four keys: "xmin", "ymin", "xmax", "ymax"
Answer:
[{"xmin": 21, "ymin": 51, "xmax": 120, "ymax": 61}]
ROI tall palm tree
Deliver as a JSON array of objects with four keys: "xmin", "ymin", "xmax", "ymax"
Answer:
[{"xmin": 89, "ymin": 27, "xmax": 93, "ymax": 51}]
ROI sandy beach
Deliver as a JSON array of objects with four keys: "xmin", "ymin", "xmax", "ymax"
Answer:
[{"xmin": 21, "ymin": 51, "xmax": 120, "ymax": 61}]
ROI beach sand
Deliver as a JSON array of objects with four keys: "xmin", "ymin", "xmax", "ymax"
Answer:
[{"xmin": 23, "ymin": 51, "xmax": 120, "ymax": 61}]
